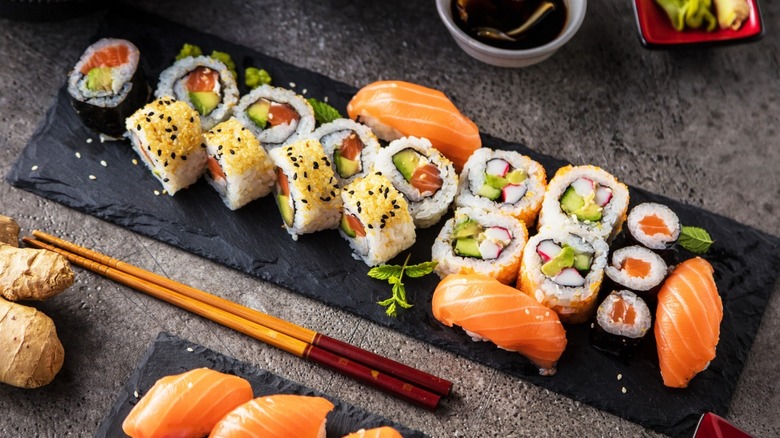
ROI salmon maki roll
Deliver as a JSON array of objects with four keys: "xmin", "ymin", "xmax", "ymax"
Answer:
[
  {"xmin": 347, "ymin": 80, "xmax": 481, "ymax": 171},
  {"xmin": 655, "ymin": 257, "xmax": 723, "ymax": 388},
  {"xmin": 209, "ymin": 394, "xmax": 335, "ymax": 438},
  {"xmin": 122, "ymin": 367, "xmax": 253, "ymax": 438},
  {"xmin": 432, "ymin": 273, "xmax": 567, "ymax": 376},
  {"xmin": 342, "ymin": 426, "xmax": 404, "ymax": 438}
]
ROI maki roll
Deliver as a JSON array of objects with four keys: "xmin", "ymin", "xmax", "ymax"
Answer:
[
  {"xmin": 627, "ymin": 202, "xmax": 681, "ymax": 250},
  {"xmin": 590, "ymin": 290, "xmax": 652, "ymax": 358},
  {"xmin": 605, "ymin": 246, "xmax": 668, "ymax": 294},
  {"xmin": 456, "ymin": 148, "xmax": 547, "ymax": 227},
  {"xmin": 155, "ymin": 56, "xmax": 239, "ymax": 130},
  {"xmin": 67, "ymin": 38, "xmax": 149, "ymax": 137},
  {"xmin": 538, "ymin": 165, "xmax": 630, "ymax": 242},
  {"xmin": 203, "ymin": 118, "xmax": 276, "ymax": 210},
  {"xmin": 268, "ymin": 139, "xmax": 342, "ymax": 240},
  {"xmin": 518, "ymin": 227, "xmax": 609, "ymax": 324},
  {"xmin": 125, "ymin": 96, "xmax": 207, "ymax": 195},
  {"xmin": 374, "ymin": 136, "xmax": 458, "ymax": 228},
  {"xmin": 339, "ymin": 172, "xmax": 415, "ymax": 266},
  {"xmin": 432, "ymin": 207, "xmax": 528, "ymax": 285},
  {"xmin": 309, "ymin": 118, "xmax": 381, "ymax": 186},
  {"xmin": 234, "ymin": 85, "xmax": 315, "ymax": 150}
]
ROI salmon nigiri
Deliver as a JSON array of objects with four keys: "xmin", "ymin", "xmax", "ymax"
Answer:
[
  {"xmin": 342, "ymin": 426, "xmax": 404, "ymax": 438},
  {"xmin": 209, "ymin": 394, "xmax": 335, "ymax": 438},
  {"xmin": 432, "ymin": 273, "xmax": 567, "ymax": 375},
  {"xmin": 347, "ymin": 80, "xmax": 481, "ymax": 171},
  {"xmin": 655, "ymin": 257, "xmax": 723, "ymax": 388},
  {"xmin": 122, "ymin": 368, "xmax": 253, "ymax": 438}
]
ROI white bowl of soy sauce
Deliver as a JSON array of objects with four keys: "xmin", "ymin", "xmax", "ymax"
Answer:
[{"xmin": 436, "ymin": 0, "xmax": 587, "ymax": 68}]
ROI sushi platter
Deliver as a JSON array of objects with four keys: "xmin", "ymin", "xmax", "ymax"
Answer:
[
  {"xmin": 6, "ymin": 5, "xmax": 780, "ymax": 437},
  {"xmin": 96, "ymin": 332, "xmax": 427, "ymax": 438}
]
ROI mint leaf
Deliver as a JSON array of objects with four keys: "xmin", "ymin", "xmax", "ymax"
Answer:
[
  {"xmin": 307, "ymin": 98, "xmax": 342, "ymax": 125},
  {"xmin": 679, "ymin": 226, "xmax": 714, "ymax": 254},
  {"xmin": 404, "ymin": 261, "xmax": 438, "ymax": 278},
  {"xmin": 368, "ymin": 265, "xmax": 402, "ymax": 281}
]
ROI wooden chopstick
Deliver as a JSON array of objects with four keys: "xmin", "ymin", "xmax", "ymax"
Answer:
[
  {"xmin": 24, "ymin": 234, "xmax": 447, "ymax": 410},
  {"xmin": 30, "ymin": 230, "xmax": 451, "ymax": 397}
]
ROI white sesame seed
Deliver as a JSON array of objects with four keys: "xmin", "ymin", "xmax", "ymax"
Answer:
[
  {"xmin": 86, "ymin": 138, "xmax": 93, "ymax": 144},
  {"xmin": 302, "ymin": 88, "xmax": 307, "ymax": 94},
  {"xmin": 187, "ymin": 382, "xmax": 193, "ymax": 389},
  {"xmin": 31, "ymin": 165, "xmax": 38, "ymax": 171},
  {"xmin": 187, "ymin": 347, "xmax": 194, "ymax": 352},
  {"xmin": 75, "ymin": 152, "xmax": 82, "ymax": 159},
  {"xmin": 544, "ymin": 311, "xmax": 550, "ymax": 317},
  {"xmin": 133, "ymin": 391, "xmax": 139, "ymax": 398},
  {"xmin": 154, "ymin": 190, "xmax": 160, "ymax": 196},
  {"xmin": 88, "ymin": 175, "xmax": 96, "ymax": 180},
  {"xmin": 132, "ymin": 159, "xmax": 138, "ymax": 165},
  {"xmin": 289, "ymin": 82, "xmax": 296, "ymax": 88},
  {"xmin": 524, "ymin": 309, "xmax": 530, "ymax": 315},
  {"xmin": 621, "ymin": 387, "xmax": 627, "ymax": 394},
  {"xmin": 324, "ymin": 96, "xmax": 329, "ymax": 103},
  {"xmin": 617, "ymin": 374, "xmax": 623, "ymax": 380},
  {"xmin": 100, "ymin": 160, "xmax": 107, "ymax": 167},
  {"xmin": 162, "ymin": 190, "xmax": 167, "ymax": 195}
]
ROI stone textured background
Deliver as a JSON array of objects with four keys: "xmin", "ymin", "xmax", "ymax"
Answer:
[{"xmin": 0, "ymin": 1, "xmax": 777, "ymax": 436}]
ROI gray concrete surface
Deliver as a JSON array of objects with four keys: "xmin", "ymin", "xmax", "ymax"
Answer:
[{"xmin": 0, "ymin": 0, "xmax": 778, "ymax": 436}]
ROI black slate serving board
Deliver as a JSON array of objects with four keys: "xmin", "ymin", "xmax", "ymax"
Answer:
[
  {"xmin": 7, "ymin": 6, "xmax": 780, "ymax": 437},
  {"xmin": 96, "ymin": 332, "xmax": 426, "ymax": 437}
]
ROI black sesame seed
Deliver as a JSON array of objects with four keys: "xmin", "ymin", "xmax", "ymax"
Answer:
[
  {"xmin": 147, "ymin": 145, "xmax": 151, "ymax": 151},
  {"xmin": 393, "ymin": 204, "xmax": 400, "ymax": 209},
  {"xmin": 312, "ymin": 162, "xmax": 319, "ymax": 169},
  {"xmin": 157, "ymin": 149, "xmax": 161, "ymax": 156},
  {"xmin": 230, "ymin": 150, "xmax": 235, "ymax": 155},
  {"xmin": 357, "ymin": 206, "xmax": 362, "ymax": 213},
  {"xmin": 217, "ymin": 129, "xmax": 222, "ymax": 132},
  {"xmin": 171, "ymin": 152, "xmax": 176, "ymax": 159},
  {"xmin": 173, "ymin": 125, "xmax": 178, "ymax": 131},
  {"xmin": 291, "ymin": 157, "xmax": 297, "ymax": 162},
  {"xmin": 304, "ymin": 171, "xmax": 308, "ymax": 178},
  {"xmin": 301, "ymin": 199, "xmax": 308, "ymax": 204},
  {"xmin": 165, "ymin": 128, "xmax": 172, "ymax": 133},
  {"xmin": 368, "ymin": 224, "xmax": 374, "ymax": 229},
  {"xmin": 368, "ymin": 190, "xmax": 374, "ymax": 195},
  {"xmin": 170, "ymin": 135, "xmax": 177, "ymax": 141},
  {"xmin": 382, "ymin": 214, "xmax": 388, "ymax": 220},
  {"xmin": 164, "ymin": 161, "xmax": 168, "ymax": 167},
  {"xmin": 236, "ymin": 137, "xmax": 241, "ymax": 142},
  {"xmin": 349, "ymin": 190, "xmax": 355, "ymax": 195},
  {"xmin": 181, "ymin": 155, "xmax": 187, "ymax": 160},
  {"xmin": 292, "ymin": 173, "xmax": 297, "ymax": 180},
  {"xmin": 330, "ymin": 190, "xmax": 336, "ymax": 197},
  {"xmin": 320, "ymin": 196, "xmax": 330, "ymax": 202},
  {"xmin": 159, "ymin": 114, "xmax": 164, "ymax": 119},
  {"xmin": 147, "ymin": 111, "xmax": 154, "ymax": 117},
  {"xmin": 218, "ymin": 145, "xmax": 223, "ymax": 150},
  {"xmin": 357, "ymin": 201, "xmax": 361, "ymax": 206},
  {"xmin": 390, "ymin": 211, "xmax": 395, "ymax": 217},
  {"xmin": 136, "ymin": 124, "xmax": 141, "ymax": 131},
  {"xmin": 380, "ymin": 224, "xmax": 385, "ymax": 229},
  {"xmin": 293, "ymin": 163, "xmax": 300, "ymax": 167},
  {"xmin": 376, "ymin": 171, "xmax": 382, "ymax": 175},
  {"xmin": 201, "ymin": 143, "xmax": 206, "ymax": 148},
  {"xmin": 190, "ymin": 117, "xmax": 194, "ymax": 123},
  {"xmin": 146, "ymin": 117, "xmax": 151, "ymax": 123},
  {"xmin": 167, "ymin": 116, "xmax": 172, "ymax": 122},
  {"xmin": 307, "ymin": 185, "xmax": 311, "ymax": 192},
  {"xmin": 163, "ymin": 178, "xmax": 169, "ymax": 182}
]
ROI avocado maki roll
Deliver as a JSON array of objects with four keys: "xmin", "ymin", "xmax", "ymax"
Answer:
[
  {"xmin": 234, "ymin": 85, "xmax": 315, "ymax": 150},
  {"xmin": 309, "ymin": 118, "xmax": 381, "ymax": 186},
  {"xmin": 432, "ymin": 207, "xmax": 528, "ymax": 285},
  {"xmin": 268, "ymin": 139, "xmax": 342, "ymax": 240},
  {"xmin": 518, "ymin": 227, "xmax": 609, "ymax": 324},
  {"xmin": 125, "ymin": 96, "xmax": 207, "ymax": 195},
  {"xmin": 456, "ymin": 148, "xmax": 547, "ymax": 228},
  {"xmin": 339, "ymin": 172, "xmax": 415, "ymax": 266},
  {"xmin": 155, "ymin": 56, "xmax": 239, "ymax": 131},
  {"xmin": 538, "ymin": 165, "xmax": 630, "ymax": 242},
  {"xmin": 590, "ymin": 290, "xmax": 652, "ymax": 358},
  {"xmin": 202, "ymin": 118, "xmax": 276, "ymax": 210},
  {"xmin": 67, "ymin": 38, "xmax": 149, "ymax": 137},
  {"xmin": 373, "ymin": 136, "xmax": 458, "ymax": 229}
]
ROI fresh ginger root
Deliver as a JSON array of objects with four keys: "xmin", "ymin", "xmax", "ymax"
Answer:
[
  {"xmin": 0, "ymin": 244, "xmax": 75, "ymax": 301},
  {"xmin": 0, "ymin": 215, "xmax": 20, "ymax": 247},
  {"xmin": 0, "ymin": 297, "xmax": 64, "ymax": 388}
]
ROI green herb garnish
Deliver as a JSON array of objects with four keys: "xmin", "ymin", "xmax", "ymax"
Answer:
[
  {"xmin": 307, "ymin": 98, "xmax": 342, "ymax": 125},
  {"xmin": 678, "ymin": 226, "xmax": 714, "ymax": 254},
  {"xmin": 209, "ymin": 50, "xmax": 237, "ymax": 79},
  {"xmin": 368, "ymin": 254, "xmax": 437, "ymax": 317},
  {"xmin": 175, "ymin": 43, "xmax": 203, "ymax": 61},
  {"xmin": 245, "ymin": 67, "xmax": 272, "ymax": 89}
]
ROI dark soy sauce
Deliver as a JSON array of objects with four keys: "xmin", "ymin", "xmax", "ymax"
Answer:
[{"xmin": 452, "ymin": 0, "xmax": 568, "ymax": 50}]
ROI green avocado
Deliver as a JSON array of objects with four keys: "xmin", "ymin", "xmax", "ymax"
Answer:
[
  {"xmin": 334, "ymin": 151, "xmax": 360, "ymax": 179},
  {"xmin": 454, "ymin": 238, "xmax": 481, "ymax": 258},
  {"xmin": 560, "ymin": 186, "xmax": 585, "ymax": 215},
  {"xmin": 86, "ymin": 67, "xmax": 113, "ymax": 92},
  {"xmin": 506, "ymin": 169, "xmax": 527, "ymax": 184},
  {"xmin": 574, "ymin": 202, "xmax": 603, "ymax": 222},
  {"xmin": 340, "ymin": 214, "xmax": 356, "ymax": 238},
  {"xmin": 392, "ymin": 149, "xmax": 421, "ymax": 181},
  {"xmin": 573, "ymin": 253, "xmax": 592, "ymax": 272},
  {"xmin": 453, "ymin": 219, "xmax": 482, "ymax": 240},
  {"xmin": 485, "ymin": 173, "xmax": 509, "ymax": 189},
  {"xmin": 189, "ymin": 91, "xmax": 220, "ymax": 116},
  {"xmin": 247, "ymin": 99, "xmax": 271, "ymax": 128},
  {"xmin": 476, "ymin": 183, "xmax": 501, "ymax": 200},
  {"xmin": 276, "ymin": 194, "xmax": 294, "ymax": 227},
  {"xmin": 541, "ymin": 246, "xmax": 575, "ymax": 277}
]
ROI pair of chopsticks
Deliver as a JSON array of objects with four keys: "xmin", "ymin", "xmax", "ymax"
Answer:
[{"xmin": 24, "ymin": 231, "xmax": 452, "ymax": 410}]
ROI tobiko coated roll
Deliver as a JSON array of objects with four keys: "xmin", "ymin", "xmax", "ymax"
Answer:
[
  {"xmin": 125, "ymin": 96, "xmax": 207, "ymax": 195},
  {"xmin": 456, "ymin": 148, "xmax": 547, "ymax": 227},
  {"xmin": 518, "ymin": 227, "xmax": 609, "ymax": 324},
  {"xmin": 309, "ymin": 118, "xmax": 381, "ymax": 186},
  {"xmin": 67, "ymin": 38, "xmax": 149, "ymax": 137},
  {"xmin": 202, "ymin": 118, "xmax": 276, "ymax": 210},
  {"xmin": 627, "ymin": 202, "xmax": 681, "ymax": 250},
  {"xmin": 538, "ymin": 165, "xmax": 629, "ymax": 242},
  {"xmin": 605, "ymin": 245, "xmax": 668, "ymax": 293},
  {"xmin": 269, "ymin": 139, "xmax": 342, "ymax": 240},
  {"xmin": 339, "ymin": 172, "xmax": 415, "ymax": 266},
  {"xmin": 234, "ymin": 84, "xmax": 315, "ymax": 150},
  {"xmin": 374, "ymin": 136, "xmax": 458, "ymax": 228},
  {"xmin": 155, "ymin": 56, "xmax": 239, "ymax": 130},
  {"xmin": 590, "ymin": 290, "xmax": 652, "ymax": 358},
  {"xmin": 432, "ymin": 207, "xmax": 528, "ymax": 285}
]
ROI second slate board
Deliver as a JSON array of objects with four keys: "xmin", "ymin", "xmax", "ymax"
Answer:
[{"xmin": 7, "ymin": 5, "xmax": 780, "ymax": 437}]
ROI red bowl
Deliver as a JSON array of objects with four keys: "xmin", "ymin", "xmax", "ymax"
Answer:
[
  {"xmin": 693, "ymin": 413, "xmax": 753, "ymax": 438},
  {"xmin": 633, "ymin": 0, "xmax": 764, "ymax": 49}
]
